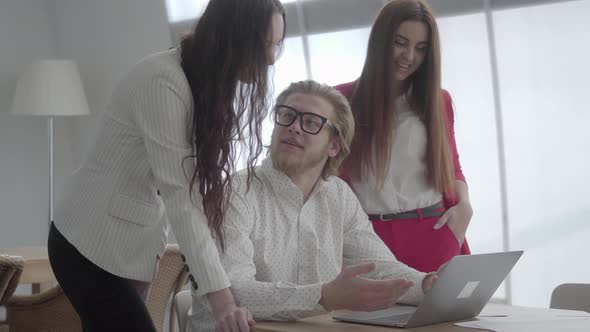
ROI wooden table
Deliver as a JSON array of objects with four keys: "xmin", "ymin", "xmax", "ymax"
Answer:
[
  {"xmin": 255, "ymin": 304, "xmax": 588, "ymax": 331},
  {"xmin": 0, "ymin": 246, "xmax": 55, "ymax": 293}
]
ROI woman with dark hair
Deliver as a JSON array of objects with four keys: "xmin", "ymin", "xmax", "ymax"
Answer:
[
  {"xmin": 335, "ymin": 0, "xmax": 473, "ymax": 274},
  {"xmin": 47, "ymin": 0, "xmax": 285, "ymax": 331}
]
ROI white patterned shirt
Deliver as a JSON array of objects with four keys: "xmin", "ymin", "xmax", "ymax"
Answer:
[{"xmin": 188, "ymin": 158, "xmax": 427, "ymax": 331}]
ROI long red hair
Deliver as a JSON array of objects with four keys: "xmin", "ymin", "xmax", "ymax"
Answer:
[{"xmin": 344, "ymin": 0, "xmax": 455, "ymax": 195}]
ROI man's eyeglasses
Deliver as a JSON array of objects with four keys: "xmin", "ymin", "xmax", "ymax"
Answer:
[{"xmin": 274, "ymin": 105, "xmax": 337, "ymax": 135}]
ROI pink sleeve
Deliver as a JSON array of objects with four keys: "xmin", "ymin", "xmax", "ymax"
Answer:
[
  {"xmin": 334, "ymin": 81, "xmax": 355, "ymax": 100},
  {"xmin": 443, "ymin": 92, "xmax": 472, "ymax": 255},
  {"xmin": 442, "ymin": 90, "xmax": 466, "ymax": 183}
]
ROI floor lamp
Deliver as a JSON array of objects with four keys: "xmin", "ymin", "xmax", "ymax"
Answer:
[{"xmin": 10, "ymin": 60, "xmax": 90, "ymax": 228}]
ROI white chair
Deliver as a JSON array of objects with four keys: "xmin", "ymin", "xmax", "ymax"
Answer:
[
  {"xmin": 550, "ymin": 283, "xmax": 590, "ymax": 313},
  {"xmin": 174, "ymin": 290, "xmax": 192, "ymax": 332}
]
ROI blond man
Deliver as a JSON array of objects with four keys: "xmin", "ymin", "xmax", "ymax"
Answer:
[{"xmin": 189, "ymin": 80, "xmax": 438, "ymax": 330}]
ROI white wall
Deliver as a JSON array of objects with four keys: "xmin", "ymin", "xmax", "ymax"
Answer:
[
  {"xmin": 53, "ymin": 0, "xmax": 172, "ymax": 164},
  {"xmin": 1, "ymin": 0, "xmax": 171, "ymax": 247},
  {"xmin": 0, "ymin": 0, "xmax": 74, "ymax": 248},
  {"xmin": 0, "ymin": 0, "xmax": 173, "ymax": 311}
]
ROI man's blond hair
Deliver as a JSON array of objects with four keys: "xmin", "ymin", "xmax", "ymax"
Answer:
[{"xmin": 275, "ymin": 80, "xmax": 355, "ymax": 179}]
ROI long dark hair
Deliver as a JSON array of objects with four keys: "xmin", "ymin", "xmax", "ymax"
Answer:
[
  {"xmin": 345, "ymin": 0, "xmax": 454, "ymax": 195},
  {"xmin": 180, "ymin": 0, "xmax": 285, "ymax": 250}
]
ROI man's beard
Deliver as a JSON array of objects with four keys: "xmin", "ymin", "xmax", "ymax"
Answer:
[{"xmin": 271, "ymin": 145, "xmax": 328, "ymax": 177}]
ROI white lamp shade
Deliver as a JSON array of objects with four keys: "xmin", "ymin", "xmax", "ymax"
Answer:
[{"xmin": 11, "ymin": 60, "xmax": 90, "ymax": 116}]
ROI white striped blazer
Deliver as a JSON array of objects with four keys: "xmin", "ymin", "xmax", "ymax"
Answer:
[{"xmin": 54, "ymin": 48, "xmax": 229, "ymax": 295}]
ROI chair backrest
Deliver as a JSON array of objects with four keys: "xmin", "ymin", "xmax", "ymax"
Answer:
[
  {"xmin": 4, "ymin": 246, "xmax": 189, "ymax": 332},
  {"xmin": 0, "ymin": 255, "xmax": 24, "ymax": 305},
  {"xmin": 174, "ymin": 290, "xmax": 192, "ymax": 332},
  {"xmin": 146, "ymin": 244, "xmax": 189, "ymax": 332},
  {"xmin": 550, "ymin": 283, "xmax": 590, "ymax": 312},
  {"xmin": 6, "ymin": 285, "xmax": 82, "ymax": 331}
]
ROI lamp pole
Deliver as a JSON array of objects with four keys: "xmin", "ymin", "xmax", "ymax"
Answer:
[
  {"xmin": 48, "ymin": 116, "xmax": 54, "ymax": 225},
  {"xmin": 11, "ymin": 59, "xmax": 90, "ymax": 231}
]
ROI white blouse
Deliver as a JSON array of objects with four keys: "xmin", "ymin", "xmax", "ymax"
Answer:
[{"xmin": 351, "ymin": 95, "xmax": 442, "ymax": 215}]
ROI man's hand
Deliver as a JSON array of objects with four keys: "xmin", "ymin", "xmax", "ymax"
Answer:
[
  {"xmin": 320, "ymin": 262, "xmax": 414, "ymax": 312},
  {"xmin": 422, "ymin": 262, "xmax": 449, "ymax": 293},
  {"xmin": 208, "ymin": 288, "xmax": 255, "ymax": 332},
  {"xmin": 422, "ymin": 273, "xmax": 438, "ymax": 294}
]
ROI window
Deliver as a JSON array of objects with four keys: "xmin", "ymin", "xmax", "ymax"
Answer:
[
  {"xmin": 164, "ymin": 0, "xmax": 207, "ymax": 23},
  {"xmin": 438, "ymin": 11, "xmax": 507, "ymax": 300},
  {"xmin": 308, "ymin": 27, "xmax": 370, "ymax": 85},
  {"xmin": 165, "ymin": 0, "xmax": 297, "ymax": 23},
  {"xmin": 493, "ymin": 0, "xmax": 590, "ymax": 307}
]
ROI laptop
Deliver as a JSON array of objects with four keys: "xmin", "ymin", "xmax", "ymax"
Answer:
[{"xmin": 332, "ymin": 250, "xmax": 524, "ymax": 328}]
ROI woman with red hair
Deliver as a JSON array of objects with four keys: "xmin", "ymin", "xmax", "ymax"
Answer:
[{"xmin": 336, "ymin": 0, "xmax": 473, "ymax": 273}]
